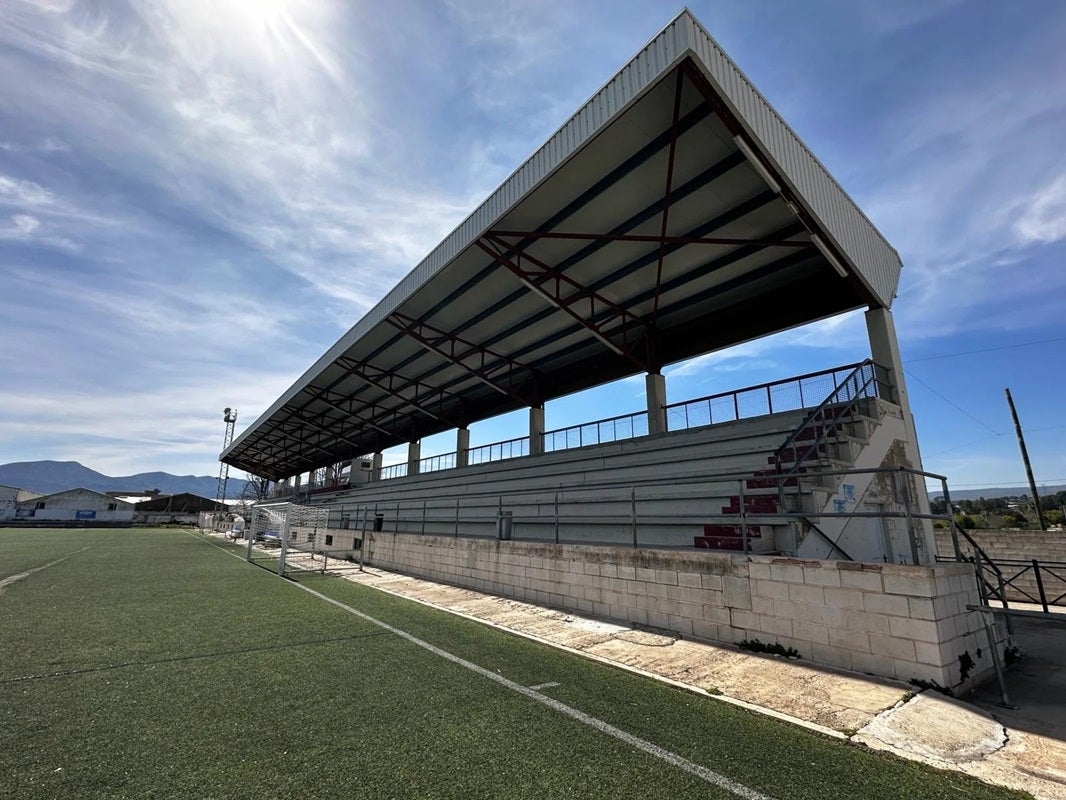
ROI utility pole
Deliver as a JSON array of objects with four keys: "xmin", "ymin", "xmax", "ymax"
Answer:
[
  {"xmin": 1005, "ymin": 388, "xmax": 1047, "ymax": 530},
  {"xmin": 215, "ymin": 407, "xmax": 238, "ymax": 519}
]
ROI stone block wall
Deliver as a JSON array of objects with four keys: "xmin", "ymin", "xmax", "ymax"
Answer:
[{"xmin": 352, "ymin": 530, "xmax": 998, "ymax": 693}]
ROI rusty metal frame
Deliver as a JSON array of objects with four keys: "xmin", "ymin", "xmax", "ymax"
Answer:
[
  {"xmin": 334, "ymin": 356, "xmax": 464, "ymax": 427},
  {"xmin": 386, "ymin": 311, "xmax": 540, "ymax": 405},
  {"xmin": 477, "ymin": 235, "xmax": 652, "ymax": 371}
]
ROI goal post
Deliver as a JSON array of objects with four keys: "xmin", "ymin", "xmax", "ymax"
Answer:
[{"xmin": 244, "ymin": 502, "xmax": 334, "ymax": 577}]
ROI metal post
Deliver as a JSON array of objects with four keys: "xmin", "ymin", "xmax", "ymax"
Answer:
[
  {"xmin": 1033, "ymin": 559, "xmax": 1050, "ymax": 614},
  {"xmin": 897, "ymin": 470, "xmax": 921, "ymax": 565},
  {"xmin": 554, "ymin": 491, "xmax": 560, "ymax": 544},
  {"xmin": 1005, "ymin": 388, "xmax": 1048, "ymax": 530},
  {"xmin": 630, "ymin": 486, "xmax": 638, "ymax": 548},
  {"xmin": 278, "ymin": 506, "xmax": 291, "ymax": 578},
  {"xmin": 980, "ymin": 608, "xmax": 1013, "ymax": 708},
  {"xmin": 358, "ymin": 506, "xmax": 367, "ymax": 571},
  {"xmin": 738, "ymin": 478, "xmax": 749, "ymax": 554},
  {"xmin": 972, "ymin": 557, "xmax": 989, "ymax": 606},
  {"xmin": 941, "ymin": 477, "xmax": 963, "ymax": 561}
]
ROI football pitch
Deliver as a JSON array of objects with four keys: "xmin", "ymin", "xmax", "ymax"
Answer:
[{"xmin": 0, "ymin": 528, "xmax": 1030, "ymax": 799}]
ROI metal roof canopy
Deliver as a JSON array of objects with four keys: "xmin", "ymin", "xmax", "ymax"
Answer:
[{"xmin": 223, "ymin": 11, "xmax": 903, "ymax": 481}]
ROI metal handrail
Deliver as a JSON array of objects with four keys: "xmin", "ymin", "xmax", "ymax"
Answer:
[
  {"xmin": 417, "ymin": 452, "xmax": 457, "ymax": 473},
  {"xmin": 544, "ymin": 410, "xmax": 648, "ymax": 452},
  {"xmin": 773, "ymin": 360, "xmax": 877, "ymax": 474},
  {"xmin": 664, "ymin": 361, "xmax": 875, "ymax": 433},
  {"xmin": 467, "ymin": 436, "xmax": 530, "ymax": 466},
  {"xmin": 967, "ymin": 557, "xmax": 1066, "ymax": 612},
  {"xmin": 379, "ymin": 463, "xmax": 408, "ymax": 480}
]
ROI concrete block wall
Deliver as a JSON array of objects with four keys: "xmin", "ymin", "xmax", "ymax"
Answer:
[
  {"xmin": 350, "ymin": 530, "xmax": 996, "ymax": 692},
  {"xmin": 936, "ymin": 529, "xmax": 1066, "ymax": 604}
]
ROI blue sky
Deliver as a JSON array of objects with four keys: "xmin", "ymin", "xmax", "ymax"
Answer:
[{"xmin": 0, "ymin": 1, "xmax": 1063, "ymax": 495}]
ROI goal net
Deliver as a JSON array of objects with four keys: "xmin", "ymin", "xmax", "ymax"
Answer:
[{"xmin": 245, "ymin": 502, "xmax": 341, "ymax": 576}]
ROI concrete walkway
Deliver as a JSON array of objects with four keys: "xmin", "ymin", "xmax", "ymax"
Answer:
[{"xmin": 319, "ymin": 560, "xmax": 1066, "ymax": 800}]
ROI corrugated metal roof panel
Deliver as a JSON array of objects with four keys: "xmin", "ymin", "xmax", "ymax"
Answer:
[
  {"xmin": 222, "ymin": 10, "xmax": 904, "ymax": 469},
  {"xmin": 681, "ymin": 13, "xmax": 901, "ymax": 306},
  {"xmin": 226, "ymin": 15, "xmax": 696, "ymax": 457}
]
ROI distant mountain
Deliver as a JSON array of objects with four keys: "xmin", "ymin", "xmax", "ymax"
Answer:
[
  {"xmin": 0, "ymin": 460, "xmax": 247, "ymax": 499},
  {"xmin": 929, "ymin": 484, "xmax": 1066, "ymax": 502}
]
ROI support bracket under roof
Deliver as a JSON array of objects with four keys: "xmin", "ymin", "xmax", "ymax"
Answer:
[{"xmin": 386, "ymin": 311, "xmax": 542, "ymax": 407}]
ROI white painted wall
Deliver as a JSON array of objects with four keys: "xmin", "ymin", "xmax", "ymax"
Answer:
[{"xmin": 17, "ymin": 488, "xmax": 134, "ymax": 522}]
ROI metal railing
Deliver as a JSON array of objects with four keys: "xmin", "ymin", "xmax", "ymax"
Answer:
[
  {"xmin": 321, "ymin": 465, "xmax": 953, "ymax": 556},
  {"xmin": 938, "ymin": 553, "xmax": 1066, "ymax": 614},
  {"xmin": 379, "ymin": 463, "xmax": 408, "ymax": 480},
  {"xmin": 544, "ymin": 411, "xmax": 649, "ymax": 452},
  {"xmin": 773, "ymin": 360, "xmax": 886, "ymax": 475},
  {"xmin": 418, "ymin": 452, "xmax": 457, "ymax": 474},
  {"xmin": 664, "ymin": 361, "xmax": 892, "ymax": 433},
  {"xmin": 366, "ymin": 362, "xmax": 894, "ymax": 483},
  {"xmin": 467, "ymin": 436, "xmax": 529, "ymax": 466}
]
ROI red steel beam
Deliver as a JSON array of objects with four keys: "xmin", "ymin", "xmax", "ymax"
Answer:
[
  {"xmin": 478, "ymin": 235, "xmax": 651, "ymax": 371},
  {"xmin": 653, "ymin": 69, "xmax": 686, "ymax": 319},
  {"xmin": 386, "ymin": 311, "xmax": 540, "ymax": 406},
  {"xmin": 334, "ymin": 356, "xmax": 463, "ymax": 427}
]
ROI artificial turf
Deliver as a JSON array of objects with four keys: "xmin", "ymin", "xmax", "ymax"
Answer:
[{"xmin": 0, "ymin": 528, "xmax": 1033, "ymax": 799}]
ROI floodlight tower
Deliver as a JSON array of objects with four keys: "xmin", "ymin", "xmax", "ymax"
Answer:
[{"xmin": 215, "ymin": 407, "xmax": 238, "ymax": 513}]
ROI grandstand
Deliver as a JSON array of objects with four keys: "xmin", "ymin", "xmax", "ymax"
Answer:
[{"xmin": 219, "ymin": 11, "xmax": 1003, "ymax": 694}]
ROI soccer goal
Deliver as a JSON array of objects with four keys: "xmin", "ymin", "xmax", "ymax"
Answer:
[{"xmin": 245, "ymin": 502, "xmax": 340, "ymax": 577}]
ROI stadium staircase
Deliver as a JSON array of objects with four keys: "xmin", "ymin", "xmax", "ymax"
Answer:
[{"xmin": 695, "ymin": 360, "xmax": 899, "ymax": 558}]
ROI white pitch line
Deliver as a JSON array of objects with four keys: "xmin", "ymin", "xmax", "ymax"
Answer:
[
  {"xmin": 528, "ymin": 681, "xmax": 560, "ymax": 691},
  {"xmin": 287, "ymin": 578, "xmax": 773, "ymax": 800},
  {"xmin": 0, "ymin": 546, "xmax": 91, "ymax": 595},
  {"xmin": 188, "ymin": 531, "xmax": 771, "ymax": 798}
]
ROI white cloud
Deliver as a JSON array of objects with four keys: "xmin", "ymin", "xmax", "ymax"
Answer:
[
  {"xmin": 1011, "ymin": 174, "xmax": 1066, "ymax": 245},
  {"xmin": 856, "ymin": 0, "xmax": 965, "ymax": 33},
  {"xmin": 0, "ymin": 175, "xmax": 54, "ymax": 206},
  {"xmin": 0, "ymin": 369, "xmax": 298, "ymax": 476},
  {"xmin": 9, "ymin": 213, "xmax": 39, "ymax": 235}
]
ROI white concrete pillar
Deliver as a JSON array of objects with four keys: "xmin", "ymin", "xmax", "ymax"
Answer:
[
  {"xmin": 866, "ymin": 306, "xmax": 935, "ymax": 562},
  {"xmin": 646, "ymin": 372, "xmax": 667, "ymax": 435},
  {"xmin": 371, "ymin": 452, "xmax": 383, "ymax": 481},
  {"xmin": 348, "ymin": 458, "xmax": 360, "ymax": 484},
  {"xmin": 456, "ymin": 427, "xmax": 470, "ymax": 467},
  {"xmin": 529, "ymin": 406, "xmax": 545, "ymax": 456},
  {"xmin": 407, "ymin": 440, "xmax": 422, "ymax": 476},
  {"xmin": 293, "ymin": 473, "xmax": 302, "ymax": 491}
]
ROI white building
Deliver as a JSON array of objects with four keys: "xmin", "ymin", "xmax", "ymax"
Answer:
[
  {"xmin": 15, "ymin": 487, "xmax": 134, "ymax": 523},
  {"xmin": 0, "ymin": 484, "xmax": 40, "ymax": 521}
]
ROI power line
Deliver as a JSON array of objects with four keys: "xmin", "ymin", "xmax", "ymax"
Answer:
[
  {"xmin": 908, "ymin": 335, "xmax": 1066, "ymax": 363},
  {"xmin": 926, "ymin": 433, "xmax": 1003, "ymax": 457},
  {"xmin": 904, "ymin": 369, "xmax": 1000, "ymax": 434}
]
